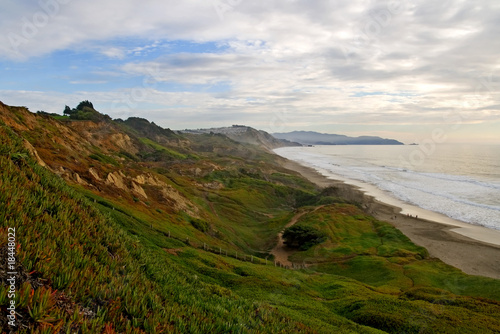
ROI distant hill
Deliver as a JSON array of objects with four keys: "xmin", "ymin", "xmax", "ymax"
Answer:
[
  {"xmin": 272, "ymin": 131, "xmax": 404, "ymax": 145},
  {"xmin": 181, "ymin": 125, "xmax": 300, "ymax": 150}
]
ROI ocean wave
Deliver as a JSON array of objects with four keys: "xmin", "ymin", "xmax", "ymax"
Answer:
[{"xmin": 275, "ymin": 147, "xmax": 500, "ymax": 231}]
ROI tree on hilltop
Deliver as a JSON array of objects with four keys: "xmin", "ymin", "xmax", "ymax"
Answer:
[
  {"xmin": 76, "ymin": 100, "xmax": 94, "ymax": 110},
  {"xmin": 62, "ymin": 101, "xmax": 110, "ymax": 122},
  {"xmin": 63, "ymin": 105, "xmax": 73, "ymax": 116}
]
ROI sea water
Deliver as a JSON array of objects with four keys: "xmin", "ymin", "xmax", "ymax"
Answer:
[{"xmin": 274, "ymin": 144, "xmax": 500, "ymax": 231}]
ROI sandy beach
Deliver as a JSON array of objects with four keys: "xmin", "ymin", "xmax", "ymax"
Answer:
[{"xmin": 281, "ymin": 159, "xmax": 500, "ymax": 280}]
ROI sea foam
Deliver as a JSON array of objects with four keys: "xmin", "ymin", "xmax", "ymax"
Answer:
[{"xmin": 275, "ymin": 146, "xmax": 500, "ymax": 231}]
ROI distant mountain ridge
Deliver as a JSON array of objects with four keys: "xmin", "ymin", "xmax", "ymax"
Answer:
[
  {"xmin": 181, "ymin": 125, "xmax": 300, "ymax": 150},
  {"xmin": 272, "ymin": 131, "xmax": 404, "ymax": 145}
]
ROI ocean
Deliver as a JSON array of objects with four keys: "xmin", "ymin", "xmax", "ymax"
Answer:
[{"xmin": 275, "ymin": 144, "xmax": 500, "ymax": 231}]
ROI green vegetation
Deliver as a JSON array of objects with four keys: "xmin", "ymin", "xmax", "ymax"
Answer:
[
  {"xmin": 190, "ymin": 218, "xmax": 210, "ymax": 232},
  {"xmin": 1, "ymin": 102, "xmax": 500, "ymax": 333},
  {"xmin": 63, "ymin": 100, "xmax": 110, "ymax": 122},
  {"xmin": 89, "ymin": 152, "xmax": 119, "ymax": 166},
  {"xmin": 283, "ymin": 224, "xmax": 327, "ymax": 250},
  {"xmin": 0, "ymin": 124, "xmax": 321, "ymax": 333},
  {"xmin": 138, "ymin": 137, "xmax": 188, "ymax": 160}
]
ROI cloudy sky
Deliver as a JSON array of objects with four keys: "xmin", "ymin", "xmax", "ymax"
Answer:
[{"xmin": 1, "ymin": 0, "xmax": 499, "ymax": 143}]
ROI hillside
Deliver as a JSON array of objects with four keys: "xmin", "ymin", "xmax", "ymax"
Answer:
[
  {"xmin": 273, "ymin": 131, "xmax": 404, "ymax": 145},
  {"xmin": 182, "ymin": 125, "xmax": 300, "ymax": 151},
  {"xmin": 1, "ymin": 101, "xmax": 500, "ymax": 333}
]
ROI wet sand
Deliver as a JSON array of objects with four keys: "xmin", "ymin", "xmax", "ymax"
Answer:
[{"xmin": 281, "ymin": 159, "xmax": 500, "ymax": 280}]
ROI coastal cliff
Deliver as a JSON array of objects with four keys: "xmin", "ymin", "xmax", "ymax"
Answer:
[{"xmin": 1, "ymin": 101, "xmax": 500, "ymax": 333}]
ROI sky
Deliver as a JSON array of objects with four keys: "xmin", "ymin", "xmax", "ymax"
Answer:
[{"xmin": 1, "ymin": 0, "xmax": 499, "ymax": 144}]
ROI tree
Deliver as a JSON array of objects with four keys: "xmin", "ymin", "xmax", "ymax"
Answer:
[
  {"xmin": 63, "ymin": 105, "xmax": 73, "ymax": 116},
  {"xmin": 282, "ymin": 224, "xmax": 327, "ymax": 250},
  {"xmin": 76, "ymin": 100, "xmax": 94, "ymax": 111},
  {"xmin": 62, "ymin": 101, "xmax": 111, "ymax": 122}
]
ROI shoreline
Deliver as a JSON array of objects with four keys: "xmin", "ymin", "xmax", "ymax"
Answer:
[{"xmin": 281, "ymin": 159, "xmax": 500, "ymax": 280}]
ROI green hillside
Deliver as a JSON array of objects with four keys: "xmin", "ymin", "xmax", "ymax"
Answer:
[{"xmin": 1, "ymin": 102, "xmax": 500, "ymax": 333}]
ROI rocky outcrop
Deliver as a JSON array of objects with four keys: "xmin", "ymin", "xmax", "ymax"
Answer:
[
  {"xmin": 23, "ymin": 139, "xmax": 47, "ymax": 167},
  {"xmin": 131, "ymin": 181, "xmax": 148, "ymax": 199},
  {"xmin": 159, "ymin": 184, "xmax": 199, "ymax": 216},
  {"xmin": 106, "ymin": 171, "xmax": 148, "ymax": 199},
  {"xmin": 133, "ymin": 173, "xmax": 164, "ymax": 187},
  {"xmin": 89, "ymin": 168, "xmax": 102, "ymax": 181},
  {"xmin": 196, "ymin": 182, "xmax": 224, "ymax": 190},
  {"xmin": 109, "ymin": 133, "xmax": 138, "ymax": 154},
  {"xmin": 74, "ymin": 173, "xmax": 88, "ymax": 186},
  {"xmin": 106, "ymin": 172, "xmax": 127, "ymax": 190},
  {"xmin": 132, "ymin": 172, "xmax": 199, "ymax": 215},
  {"xmin": 131, "ymin": 172, "xmax": 199, "ymax": 215},
  {"xmin": 67, "ymin": 121, "xmax": 139, "ymax": 155}
]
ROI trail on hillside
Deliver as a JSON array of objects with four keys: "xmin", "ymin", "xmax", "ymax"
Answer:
[{"xmin": 271, "ymin": 206, "xmax": 324, "ymax": 267}]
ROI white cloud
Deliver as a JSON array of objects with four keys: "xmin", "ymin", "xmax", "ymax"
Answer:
[
  {"xmin": 100, "ymin": 47, "xmax": 126, "ymax": 59},
  {"xmin": 0, "ymin": 0, "xmax": 499, "ymax": 142}
]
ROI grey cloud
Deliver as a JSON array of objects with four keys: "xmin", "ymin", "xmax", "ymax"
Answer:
[{"xmin": 0, "ymin": 0, "xmax": 499, "ymax": 142}]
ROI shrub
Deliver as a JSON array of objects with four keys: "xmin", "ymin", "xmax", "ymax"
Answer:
[
  {"xmin": 283, "ymin": 224, "xmax": 327, "ymax": 250},
  {"xmin": 76, "ymin": 100, "xmax": 94, "ymax": 110},
  {"xmin": 190, "ymin": 218, "xmax": 209, "ymax": 232},
  {"xmin": 63, "ymin": 101, "xmax": 110, "ymax": 122}
]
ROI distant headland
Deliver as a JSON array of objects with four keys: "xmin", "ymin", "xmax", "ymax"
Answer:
[{"xmin": 273, "ymin": 131, "xmax": 404, "ymax": 145}]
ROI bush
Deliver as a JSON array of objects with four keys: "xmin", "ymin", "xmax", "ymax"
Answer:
[
  {"xmin": 190, "ymin": 218, "xmax": 210, "ymax": 232},
  {"xmin": 63, "ymin": 101, "xmax": 110, "ymax": 122},
  {"xmin": 76, "ymin": 100, "xmax": 94, "ymax": 110},
  {"xmin": 283, "ymin": 224, "xmax": 327, "ymax": 250}
]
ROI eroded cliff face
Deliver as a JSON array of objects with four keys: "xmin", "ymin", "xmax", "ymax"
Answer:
[
  {"xmin": 1, "ymin": 101, "xmax": 297, "ymax": 224},
  {"xmin": 0, "ymin": 102, "xmax": 201, "ymax": 217},
  {"xmin": 22, "ymin": 139, "xmax": 47, "ymax": 167},
  {"xmin": 66, "ymin": 121, "xmax": 139, "ymax": 155}
]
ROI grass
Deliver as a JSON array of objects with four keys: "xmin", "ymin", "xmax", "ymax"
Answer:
[
  {"xmin": 138, "ymin": 137, "xmax": 188, "ymax": 160},
  {"xmin": 2, "ymin": 105, "xmax": 500, "ymax": 333},
  {"xmin": 287, "ymin": 205, "xmax": 500, "ymax": 301},
  {"xmin": 88, "ymin": 152, "xmax": 119, "ymax": 166},
  {"xmin": 49, "ymin": 114, "xmax": 70, "ymax": 121},
  {"xmin": 0, "ymin": 123, "xmax": 325, "ymax": 333}
]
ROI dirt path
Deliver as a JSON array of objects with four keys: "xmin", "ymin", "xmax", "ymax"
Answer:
[
  {"xmin": 271, "ymin": 206, "xmax": 324, "ymax": 267},
  {"xmin": 270, "ymin": 211, "xmax": 307, "ymax": 267}
]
